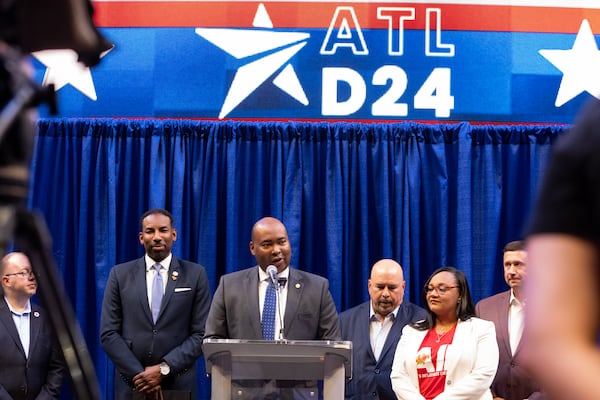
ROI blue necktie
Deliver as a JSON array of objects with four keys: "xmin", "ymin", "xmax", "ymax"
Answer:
[
  {"xmin": 151, "ymin": 264, "xmax": 163, "ymax": 323},
  {"xmin": 262, "ymin": 280, "xmax": 277, "ymax": 340}
]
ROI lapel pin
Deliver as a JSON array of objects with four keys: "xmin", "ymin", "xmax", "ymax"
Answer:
[
  {"xmin": 33, "ymin": 311, "xmax": 40, "ymax": 318},
  {"xmin": 295, "ymin": 283, "xmax": 301, "ymax": 289},
  {"xmin": 171, "ymin": 271, "xmax": 179, "ymax": 281}
]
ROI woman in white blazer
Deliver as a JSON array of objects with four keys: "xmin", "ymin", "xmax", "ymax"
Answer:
[{"xmin": 390, "ymin": 266, "xmax": 498, "ymax": 400}]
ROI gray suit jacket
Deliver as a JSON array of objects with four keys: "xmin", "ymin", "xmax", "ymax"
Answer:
[
  {"xmin": 476, "ymin": 290, "xmax": 545, "ymax": 400},
  {"xmin": 340, "ymin": 301, "xmax": 426, "ymax": 400},
  {"xmin": 204, "ymin": 266, "xmax": 341, "ymax": 340},
  {"xmin": 0, "ymin": 299, "xmax": 64, "ymax": 400},
  {"xmin": 100, "ymin": 256, "xmax": 211, "ymax": 400}
]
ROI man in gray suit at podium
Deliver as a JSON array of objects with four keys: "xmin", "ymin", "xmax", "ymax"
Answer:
[{"xmin": 204, "ymin": 216, "xmax": 341, "ymax": 398}]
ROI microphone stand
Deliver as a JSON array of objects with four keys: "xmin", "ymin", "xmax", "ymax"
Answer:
[{"xmin": 276, "ymin": 278, "xmax": 286, "ymax": 342}]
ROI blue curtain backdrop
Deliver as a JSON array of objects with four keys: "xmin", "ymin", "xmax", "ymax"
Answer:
[{"xmin": 28, "ymin": 118, "xmax": 563, "ymax": 399}]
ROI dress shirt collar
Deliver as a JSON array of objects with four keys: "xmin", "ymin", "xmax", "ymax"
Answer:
[
  {"xmin": 145, "ymin": 253, "xmax": 173, "ymax": 272},
  {"xmin": 258, "ymin": 265, "xmax": 289, "ymax": 283},
  {"xmin": 4, "ymin": 296, "xmax": 32, "ymax": 315},
  {"xmin": 509, "ymin": 289, "xmax": 525, "ymax": 307},
  {"xmin": 369, "ymin": 302, "xmax": 399, "ymax": 322}
]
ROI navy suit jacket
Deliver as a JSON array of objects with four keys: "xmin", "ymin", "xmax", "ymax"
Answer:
[
  {"xmin": 100, "ymin": 256, "xmax": 211, "ymax": 400},
  {"xmin": 339, "ymin": 300, "xmax": 426, "ymax": 400},
  {"xmin": 0, "ymin": 299, "xmax": 64, "ymax": 400},
  {"xmin": 476, "ymin": 290, "xmax": 545, "ymax": 400},
  {"xmin": 204, "ymin": 266, "xmax": 340, "ymax": 340}
]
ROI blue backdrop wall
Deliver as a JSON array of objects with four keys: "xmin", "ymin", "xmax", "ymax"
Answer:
[{"xmin": 28, "ymin": 118, "xmax": 564, "ymax": 399}]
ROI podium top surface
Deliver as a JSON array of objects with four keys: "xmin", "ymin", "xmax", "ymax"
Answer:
[
  {"xmin": 203, "ymin": 339, "xmax": 353, "ymax": 380},
  {"xmin": 204, "ymin": 338, "xmax": 351, "ymax": 347}
]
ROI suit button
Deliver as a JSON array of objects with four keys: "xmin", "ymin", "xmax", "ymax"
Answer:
[
  {"xmin": 153, "ymin": 329, "xmax": 158, "ymax": 335},
  {"xmin": 374, "ymin": 369, "xmax": 380, "ymax": 374},
  {"xmin": 372, "ymin": 392, "xmax": 377, "ymax": 396}
]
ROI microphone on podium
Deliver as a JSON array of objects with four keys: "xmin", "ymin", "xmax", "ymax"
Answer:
[
  {"xmin": 266, "ymin": 264, "xmax": 278, "ymax": 286},
  {"xmin": 266, "ymin": 265, "xmax": 285, "ymax": 340}
]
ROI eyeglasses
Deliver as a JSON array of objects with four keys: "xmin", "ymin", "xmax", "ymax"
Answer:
[
  {"xmin": 4, "ymin": 270, "xmax": 35, "ymax": 279},
  {"xmin": 424, "ymin": 284, "xmax": 458, "ymax": 294}
]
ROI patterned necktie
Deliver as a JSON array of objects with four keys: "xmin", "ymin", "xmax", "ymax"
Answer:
[
  {"xmin": 151, "ymin": 263, "xmax": 163, "ymax": 323},
  {"xmin": 262, "ymin": 280, "xmax": 277, "ymax": 340}
]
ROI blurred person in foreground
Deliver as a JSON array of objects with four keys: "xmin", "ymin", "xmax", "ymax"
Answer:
[
  {"xmin": 339, "ymin": 259, "xmax": 426, "ymax": 399},
  {"xmin": 524, "ymin": 98, "xmax": 600, "ymax": 400},
  {"xmin": 391, "ymin": 266, "xmax": 498, "ymax": 400},
  {"xmin": 0, "ymin": 252, "xmax": 64, "ymax": 399}
]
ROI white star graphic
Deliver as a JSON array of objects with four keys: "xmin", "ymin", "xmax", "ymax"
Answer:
[
  {"xmin": 196, "ymin": 3, "xmax": 309, "ymax": 119},
  {"xmin": 539, "ymin": 19, "xmax": 600, "ymax": 107},
  {"xmin": 32, "ymin": 47, "xmax": 112, "ymax": 101}
]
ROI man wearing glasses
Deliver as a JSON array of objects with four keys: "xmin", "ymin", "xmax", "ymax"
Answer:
[{"xmin": 0, "ymin": 252, "xmax": 64, "ymax": 399}]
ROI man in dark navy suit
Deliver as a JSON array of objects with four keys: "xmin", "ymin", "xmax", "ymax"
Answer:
[
  {"xmin": 339, "ymin": 259, "xmax": 425, "ymax": 400},
  {"xmin": 0, "ymin": 252, "xmax": 64, "ymax": 399},
  {"xmin": 100, "ymin": 209, "xmax": 211, "ymax": 400}
]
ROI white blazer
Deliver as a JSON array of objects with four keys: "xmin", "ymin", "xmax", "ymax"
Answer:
[{"xmin": 390, "ymin": 317, "xmax": 498, "ymax": 400}]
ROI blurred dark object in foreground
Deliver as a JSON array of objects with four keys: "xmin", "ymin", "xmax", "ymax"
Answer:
[
  {"xmin": 0, "ymin": 0, "xmax": 109, "ymax": 398},
  {"xmin": 0, "ymin": 0, "xmax": 111, "ymax": 67}
]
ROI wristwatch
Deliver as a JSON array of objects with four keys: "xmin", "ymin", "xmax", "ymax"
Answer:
[{"xmin": 159, "ymin": 361, "xmax": 170, "ymax": 376}]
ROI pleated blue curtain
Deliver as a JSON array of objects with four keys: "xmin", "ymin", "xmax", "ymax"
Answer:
[{"xmin": 28, "ymin": 118, "xmax": 563, "ymax": 399}]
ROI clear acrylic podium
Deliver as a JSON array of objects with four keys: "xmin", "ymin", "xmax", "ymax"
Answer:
[{"xmin": 203, "ymin": 339, "xmax": 352, "ymax": 400}]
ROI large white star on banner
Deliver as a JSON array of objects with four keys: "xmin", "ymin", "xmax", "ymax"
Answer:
[
  {"xmin": 539, "ymin": 19, "xmax": 600, "ymax": 107},
  {"xmin": 195, "ymin": 3, "xmax": 309, "ymax": 119},
  {"xmin": 32, "ymin": 48, "xmax": 112, "ymax": 101}
]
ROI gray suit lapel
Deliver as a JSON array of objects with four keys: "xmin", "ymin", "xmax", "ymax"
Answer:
[
  {"xmin": 284, "ymin": 268, "xmax": 302, "ymax": 335},
  {"xmin": 244, "ymin": 268, "xmax": 261, "ymax": 337}
]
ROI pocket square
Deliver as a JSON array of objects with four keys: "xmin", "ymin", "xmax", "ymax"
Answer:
[{"xmin": 174, "ymin": 287, "xmax": 192, "ymax": 292}]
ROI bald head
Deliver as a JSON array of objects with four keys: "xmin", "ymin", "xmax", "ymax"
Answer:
[
  {"xmin": 1, "ymin": 252, "xmax": 37, "ymax": 303},
  {"xmin": 1, "ymin": 252, "xmax": 30, "ymax": 277},
  {"xmin": 368, "ymin": 259, "xmax": 406, "ymax": 319},
  {"xmin": 251, "ymin": 217, "xmax": 286, "ymax": 241}
]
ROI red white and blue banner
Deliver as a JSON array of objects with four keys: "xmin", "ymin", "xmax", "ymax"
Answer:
[{"xmin": 31, "ymin": 1, "xmax": 600, "ymax": 123}]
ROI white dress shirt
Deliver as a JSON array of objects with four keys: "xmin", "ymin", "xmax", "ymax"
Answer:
[
  {"xmin": 508, "ymin": 290, "xmax": 525, "ymax": 354},
  {"xmin": 370, "ymin": 303, "xmax": 399, "ymax": 361},
  {"xmin": 6, "ymin": 297, "xmax": 32, "ymax": 358}
]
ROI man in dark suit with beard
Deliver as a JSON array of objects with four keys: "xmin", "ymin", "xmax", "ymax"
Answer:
[
  {"xmin": 100, "ymin": 209, "xmax": 211, "ymax": 400},
  {"xmin": 339, "ymin": 259, "xmax": 425, "ymax": 400}
]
